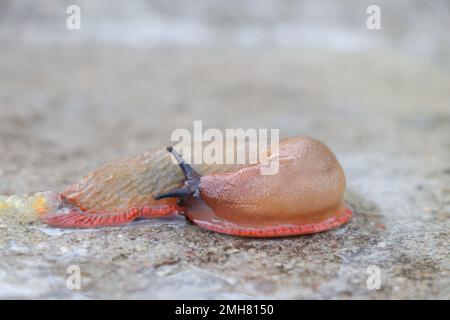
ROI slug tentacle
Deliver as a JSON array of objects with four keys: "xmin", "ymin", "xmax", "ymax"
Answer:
[
  {"xmin": 166, "ymin": 146, "xmax": 201, "ymax": 182},
  {"xmin": 154, "ymin": 146, "xmax": 201, "ymax": 200},
  {"xmin": 153, "ymin": 187, "xmax": 194, "ymax": 200}
]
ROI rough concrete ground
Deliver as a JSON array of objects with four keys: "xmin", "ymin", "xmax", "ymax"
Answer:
[{"xmin": 0, "ymin": 41, "xmax": 448, "ymax": 299}]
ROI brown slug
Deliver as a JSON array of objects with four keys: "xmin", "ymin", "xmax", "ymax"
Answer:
[{"xmin": 41, "ymin": 136, "xmax": 351, "ymax": 237}]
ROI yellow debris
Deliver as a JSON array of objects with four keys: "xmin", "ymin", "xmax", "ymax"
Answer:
[
  {"xmin": 0, "ymin": 200, "xmax": 11, "ymax": 211},
  {"xmin": 31, "ymin": 196, "xmax": 49, "ymax": 215}
]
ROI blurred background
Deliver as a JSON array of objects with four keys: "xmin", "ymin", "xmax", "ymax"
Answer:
[{"xmin": 0, "ymin": 0, "xmax": 449, "ymax": 299}]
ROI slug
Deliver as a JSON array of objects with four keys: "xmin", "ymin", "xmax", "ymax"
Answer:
[
  {"xmin": 40, "ymin": 140, "xmax": 250, "ymax": 227},
  {"xmin": 40, "ymin": 136, "xmax": 351, "ymax": 237}
]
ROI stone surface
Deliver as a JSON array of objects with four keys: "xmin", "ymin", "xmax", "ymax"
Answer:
[{"xmin": 0, "ymin": 0, "xmax": 449, "ymax": 299}]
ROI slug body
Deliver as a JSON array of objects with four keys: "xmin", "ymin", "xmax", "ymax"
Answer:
[
  {"xmin": 42, "ymin": 143, "xmax": 243, "ymax": 227},
  {"xmin": 42, "ymin": 136, "xmax": 352, "ymax": 237}
]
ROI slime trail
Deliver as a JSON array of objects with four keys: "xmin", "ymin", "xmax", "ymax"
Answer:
[{"xmin": 0, "ymin": 191, "xmax": 61, "ymax": 224}]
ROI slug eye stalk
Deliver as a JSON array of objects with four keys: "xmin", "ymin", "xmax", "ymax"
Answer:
[{"xmin": 153, "ymin": 146, "xmax": 202, "ymax": 201}]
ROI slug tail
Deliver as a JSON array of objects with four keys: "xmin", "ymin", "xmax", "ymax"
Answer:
[
  {"xmin": 41, "ymin": 204, "xmax": 182, "ymax": 228},
  {"xmin": 41, "ymin": 208, "xmax": 141, "ymax": 228}
]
